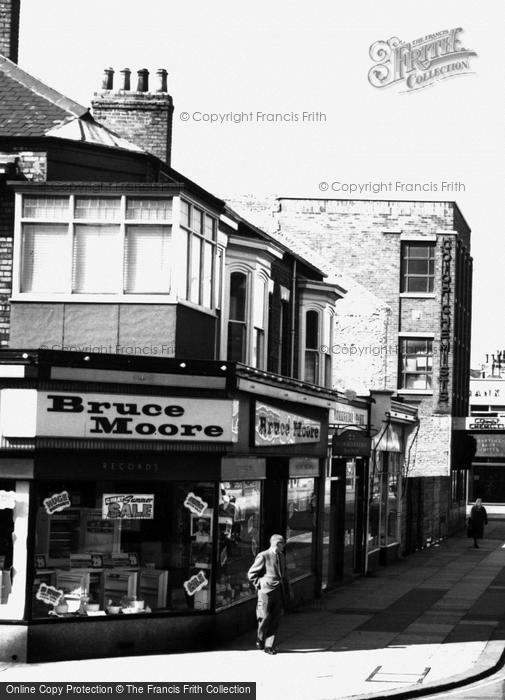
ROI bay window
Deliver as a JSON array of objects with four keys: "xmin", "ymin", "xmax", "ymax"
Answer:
[
  {"xmin": 16, "ymin": 193, "xmax": 219, "ymax": 306},
  {"xmin": 227, "ymin": 272, "xmax": 247, "ymax": 362}
]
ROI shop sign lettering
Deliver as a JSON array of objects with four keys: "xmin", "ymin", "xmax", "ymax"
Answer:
[
  {"xmin": 183, "ymin": 571, "xmax": 208, "ymax": 596},
  {"xmin": 255, "ymin": 402, "xmax": 321, "ymax": 446},
  {"xmin": 0, "ymin": 390, "xmax": 239, "ymax": 443},
  {"xmin": 0, "ymin": 490, "xmax": 16, "ymax": 510},
  {"xmin": 184, "ymin": 492, "xmax": 208, "ymax": 516},
  {"xmin": 43, "ymin": 490, "xmax": 71, "ymax": 515},
  {"xmin": 102, "ymin": 494, "xmax": 154, "ymax": 520},
  {"xmin": 466, "ymin": 417, "xmax": 505, "ymax": 431},
  {"xmin": 36, "ymin": 583, "xmax": 64, "ymax": 607}
]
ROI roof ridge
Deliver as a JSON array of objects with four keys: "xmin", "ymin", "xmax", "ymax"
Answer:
[{"xmin": 0, "ymin": 54, "xmax": 88, "ymax": 120}]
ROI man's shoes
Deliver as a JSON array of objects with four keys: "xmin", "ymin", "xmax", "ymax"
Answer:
[
  {"xmin": 256, "ymin": 639, "xmax": 264, "ymax": 650},
  {"xmin": 264, "ymin": 647, "xmax": 277, "ymax": 655},
  {"xmin": 474, "ymin": 543, "xmax": 479, "ymax": 548}
]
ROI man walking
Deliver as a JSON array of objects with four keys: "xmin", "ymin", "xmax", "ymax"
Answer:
[{"xmin": 247, "ymin": 534, "xmax": 291, "ymax": 655}]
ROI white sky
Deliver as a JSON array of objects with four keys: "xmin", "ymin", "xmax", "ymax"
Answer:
[{"xmin": 17, "ymin": 0, "xmax": 505, "ymax": 365}]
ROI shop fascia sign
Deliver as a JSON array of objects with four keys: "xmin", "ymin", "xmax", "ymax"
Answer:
[
  {"xmin": 329, "ymin": 401, "xmax": 368, "ymax": 428},
  {"xmin": 254, "ymin": 401, "xmax": 321, "ymax": 446},
  {"xmin": 0, "ymin": 389, "xmax": 238, "ymax": 442},
  {"xmin": 466, "ymin": 417, "xmax": 505, "ymax": 431},
  {"xmin": 469, "ymin": 380, "xmax": 505, "ymax": 405}
]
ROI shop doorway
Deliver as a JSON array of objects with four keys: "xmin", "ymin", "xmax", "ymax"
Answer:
[{"xmin": 322, "ymin": 458, "xmax": 366, "ymax": 588}]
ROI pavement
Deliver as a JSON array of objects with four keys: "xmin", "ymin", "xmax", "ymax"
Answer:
[{"xmin": 3, "ymin": 522, "xmax": 505, "ymax": 700}]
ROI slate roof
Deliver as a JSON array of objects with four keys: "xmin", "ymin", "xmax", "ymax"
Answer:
[{"xmin": 0, "ymin": 55, "xmax": 145, "ymax": 152}]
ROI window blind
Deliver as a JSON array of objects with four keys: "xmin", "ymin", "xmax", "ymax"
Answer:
[
  {"xmin": 72, "ymin": 225, "xmax": 121, "ymax": 293},
  {"xmin": 21, "ymin": 224, "xmax": 68, "ymax": 292},
  {"xmin": 124, "ymin": 225, "xmax": 171, "ymax": 293}
]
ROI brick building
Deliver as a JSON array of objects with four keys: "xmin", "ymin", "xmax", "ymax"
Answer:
[
  {"xmin": 230, "ymin": 197, "xmax": 473, "ymax": 550},
  {"xmin": 0, "ymin": 0, "xmax": 402, "ymax": 662}
]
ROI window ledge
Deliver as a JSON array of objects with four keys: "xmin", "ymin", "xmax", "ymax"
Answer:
[
  {"xmin": 397, "ymin": 389, "xmax": 434, "ymax": 395},
  {"xmin": 399, "ymin": 293, "xmax": 437, "ymax": 299},
  {"xmin": 11, "ymin": 294, "xmax": 178, "ymax": 304}
]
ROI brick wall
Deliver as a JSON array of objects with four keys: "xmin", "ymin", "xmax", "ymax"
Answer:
[
  {"xmin": 92, "ymin": 90, "xmax": 174, "ymax": 165},
  {"xmin": 0, "ymin": 0, "xmax": 20, "ymax": 62}
]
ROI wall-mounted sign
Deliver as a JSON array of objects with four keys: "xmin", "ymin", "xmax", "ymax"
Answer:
[
  {"xmin": 255, "ymin": 402, "xmax": 321, "ymax": 446},
  {"xmin": 475, "ymin": 435, "xmax": 505, "ymax": 458},
  {"xmin": 43, "ymin": 490, "xmax": 71, "ymax": 515},
  {"xmin": 102, "ymin": 494, "xmax": 154, "ymax": 520},
  {"xmin": 329, "ymin": 402, "xmax": 368, "ymax": 427},
  {"xmin": 332, "ymin": 430, "xmax": 371, "ymax": 457},
  {"xmin": 0, "ymin": 390, "xmax": 239, "ymax": 443},
  {"xmin": 466, "ymin": 417, "xmax": 505, "ymax": 431},
  {"xmin": 469, "ymin": 380, "xmax": 505, "ymax": 405}
]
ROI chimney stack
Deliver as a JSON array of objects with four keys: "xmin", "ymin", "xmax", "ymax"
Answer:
[
  {"xmin": 0, "ymin": 0, "xmax": 20, "ymax": 63},
  {"xmin": 91, "ymin": 66, "xmax": 174, "ymax": 167}
]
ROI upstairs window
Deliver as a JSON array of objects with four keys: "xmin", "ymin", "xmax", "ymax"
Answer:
[
  {"xmin": 304, "ymin": 310, "xmax": 320, "ymax": 384},
  {"xmin": 227, "ymin": 272, "xmax": 247, "ymax": 363},
  {"xmin": 401, "ymin": 242, "xmax": 435, "ymax": 293},
  {"xmin": 180, "ymin": 200, "xmax": 217, "ymax": 308},
  {"xmin": 18, "ymin": 194, "xmax": 173, "ymax": 296},
  {"xmin": 399, "ymin": 338, "xmax": 433, "ymax": 390}
]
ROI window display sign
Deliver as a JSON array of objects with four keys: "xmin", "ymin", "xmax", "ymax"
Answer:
[
  {"xmin": 0, "ymin": 490, "xmax": 16, "ymax": 509},
  {"xmin": 102, "ymin": 494, "xmax": 155, "ymax": 520},
  {"xmin": 43, "ymin": 490, "xmax": 71, "ymax": 515},
  {"xmin": 0, "ymin": 389, "xmax": 239, "ymax": 443},
  {"xmin": 35, "ymin": 583, "xmax": 64, "ymax": 607},
  {"xmin": 254, "ymin": 402, "xmax": 321, "ymax": 446},
  {"xmin": 183, "ymin": 571, "xmax": 208, "ymax": 596},
  {"xmin": 184, "ymin": 492, "xmax": 208, "ymax": 516}
]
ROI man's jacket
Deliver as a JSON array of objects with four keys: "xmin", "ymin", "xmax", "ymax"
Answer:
[{"xmin": 247, "ymin": 547, "xmax": 291, "ymax": 598}]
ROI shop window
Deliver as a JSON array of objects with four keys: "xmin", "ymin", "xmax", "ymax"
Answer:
[
  {"xmin": 0, "ymin": 480, "xmax": 29, "ymax": 621},
  {"xmin": 216, "ymin": 481, "xmax": 262, "ymax": 609},
  {"xmin": 18, "ymin": 194, "xmax": 174, "ymax": 297},
  {"xmin": 227, "ymin": 272, "xmax": 247, "ymax": 363},
  {"xmin": 371, "ymin": 453, "xmax": 400, "ymax": 550},
  {"xmin": 31, "ymin": 480, "xmax": 216, "ymax": 619},
  {"xmin": 286, "ymin": 478, "xmax": 316, "ymax": 579},
  {"xmin": 401, "ymin": 242, "xmax": 435, "ymax": 293},
  {"xmin": 399, "ymin": 338, "xmax": 433, "ymax": 390}
]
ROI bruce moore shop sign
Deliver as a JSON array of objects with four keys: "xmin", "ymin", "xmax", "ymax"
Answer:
[
  {"xmin": 0, "ymin": 390, "xmax": 238, "ymax": 442},
  {"xmin": 255, "ymin": 402, "xmax": 321, "ymax": 446}
]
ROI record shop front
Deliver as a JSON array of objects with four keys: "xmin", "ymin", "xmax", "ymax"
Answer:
[{"xmin": 0, "ymin": 350, "xmax": 332, "ymax": 662}]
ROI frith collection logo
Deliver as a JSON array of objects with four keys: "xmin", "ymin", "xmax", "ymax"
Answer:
[{"xmin": 368, "ymin": 28, "xmax": 477, "ymax": 92}]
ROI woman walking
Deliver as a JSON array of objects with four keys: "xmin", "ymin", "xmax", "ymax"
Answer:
[{"xmin": 469, "ymin": 498, "xmax": 488, "ymax": 548}]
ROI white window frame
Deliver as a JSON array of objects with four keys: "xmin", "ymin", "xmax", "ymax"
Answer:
[
  {"xmin": 12, "ymin": 192, "xmax": 220, "ymax": 310},
  {"xmin": 299, "ymin": 303, "xmax": 333, "ymax": 387},
  {"xmin": 223, "ymin": 263, "xmax": 271, "ymax": 368}
]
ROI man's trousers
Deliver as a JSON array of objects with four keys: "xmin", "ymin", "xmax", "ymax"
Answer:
[{"xmin": 257, "ymin": 587, "xmax": 284, "ymax": 648}]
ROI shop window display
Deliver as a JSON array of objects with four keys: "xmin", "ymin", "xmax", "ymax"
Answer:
[
  {"xmin": 216, "ymin": 481, "xmax": 261, "ymax": 609},
  {"xmin": 32, "ymin": 480, "xmax": 215, "ymax": 619},
  {"xmin": 0, "ymin": 480, "xmax": 29, "ymax": 620},
  {"xmin": 286, "ymin": 478, "xmax": 316, "ymax": 579}
]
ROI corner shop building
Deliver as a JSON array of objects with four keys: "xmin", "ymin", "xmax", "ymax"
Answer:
[{"xmin": 0, "ymin": 350, "xmax": 335, "ymax": 662}]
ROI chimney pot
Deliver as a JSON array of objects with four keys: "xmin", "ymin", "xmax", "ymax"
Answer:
[
  {"xmin": 137, "ymin": 68, "xmax": 149, "ymax": 92},
  {"xmin": 120, "ymin": 68, "xmax": 131, "ymax": 91},
  {"xmin": 156, "ymin": 68, "xmax": 168, "ymax": 93},
  {"xmin": 102, "ymin": 68, "xmax": 114, "ymax": 90}
]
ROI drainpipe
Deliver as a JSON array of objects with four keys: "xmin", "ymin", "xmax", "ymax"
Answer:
[{"xmin": 289, "ymin": 259, "xmax": 297, "ymax": 378}]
